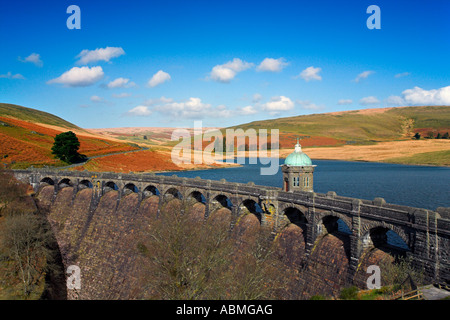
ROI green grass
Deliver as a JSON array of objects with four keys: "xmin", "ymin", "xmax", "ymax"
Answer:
[
  {"xmin": 227, "ymin": 106, "xmax": 450, "ymax": 142},
  {"xmin": 0, "ymin": 103, "xmax": 80, "ymax": 129},
  {"xmin": 383, "ymin": 150, "xmax": 450, "ymax": 166}
]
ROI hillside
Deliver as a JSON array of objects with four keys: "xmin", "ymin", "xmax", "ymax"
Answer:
[
  {"xmin": 0, "ymin": 103, "xmax": 80, "ymax": 130},
  {"xmin": 0, "ymin": 104, "xmax": 140, "ymax": 169},
  {"xmin": 228, "ymin": 106, "xmax": 450, "ymax": 147}
]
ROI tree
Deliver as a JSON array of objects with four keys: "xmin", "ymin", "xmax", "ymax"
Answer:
[
  {"xmin": 0, "ymin": 211, "xmax": 56, "ymax": 298},
  {"xmin": 138, "ymin": 205, "xmax": 287, "ymax": 300},
  {"xmin": 443, "ymin": 132, "xmax": 449, "ymax": 139},
  {"xmin": 0, "ymin": 169, "xmax": 58, "ymax": 299},
  {"xmin": 426, "ymin": 131, "xmax": 435, "ymax": 139},
  {"xmin": 413, "ymin": 132, "xmax": 421, "ymax": 140},
  {"xmin": 51, "ymin": 131, "xmax": 83, "ymax": 164},
  {"xmin": 436, "ymin": 132, "xmax": 442, "ymax": 139}
]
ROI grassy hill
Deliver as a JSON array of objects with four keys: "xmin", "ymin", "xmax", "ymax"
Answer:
[
  {"xmin": 0, "ymin": 103, "xmax": 80, "ymax": 130},
  {"xmin": 227, "ymin": 106, "xmax": 450, "ymax": 146},
  {"xmin": 0, "ymin": 103, "xmax": 140, "ymax": 169}
]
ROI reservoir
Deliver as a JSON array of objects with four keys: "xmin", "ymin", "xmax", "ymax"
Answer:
[{"xmin": 157, "ymin": 159, "xmax": 450, "ymax": 211}]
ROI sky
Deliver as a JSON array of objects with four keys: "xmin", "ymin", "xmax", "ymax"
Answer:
[{"xmin": 0, "ymin": 0, "xmax": 449, "ymax": 129}]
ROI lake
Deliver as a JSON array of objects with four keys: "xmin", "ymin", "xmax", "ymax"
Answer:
[{"xmin": 157, "ymin": 159, "xmax": 450, "ymax": 211}]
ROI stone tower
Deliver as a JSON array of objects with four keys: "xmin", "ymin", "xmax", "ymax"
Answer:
[{"xmin": 281, "ymin": 138, "xmax": 316, "ymax": 192}]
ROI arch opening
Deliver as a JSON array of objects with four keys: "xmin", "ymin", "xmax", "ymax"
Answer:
[
  {"xmin": 213, "ymin": 195, "xmax": 232, "ymax": 210},
  {"xmin": 124, "ymin": 183, "xmax": 139, "ymax": 194},
  {"xmin": 40, "ymin": 177, "xmax": 55, "ymax": 186},
  {"xmin": 188, "ymin": 191, "xmax": 206, "ymax": 204},
  {"xmin": 58, "ymin": 178, "xmax": 72, "ymax": 188},
  {"xmin": 104, "ymin": 181, "xmax": 119, "ymax": 192},
  {"xmin": 363, "ymin": 226, "xmax": 410, "ymax": 252},
  {"xmin": 319, "ymin": 215, "xmax": 352, "ymax": 236},
  {"xmin": 144, "ymin": 185, "xmax": 160, "ymax": 197},
  {"xmin": 79, "ymin": 180, "xmax": 93, "ymax": 189},
  {"xmin": 284, "ymin": 207, "xmax": 307, "ymax": 227},
  {"xmin": 164, "ymin": 187, "xmax": 182, "ymax": 201},
  {"xmin": 240, "ymin": 199, "xmax": 263, "ymax": 223}
]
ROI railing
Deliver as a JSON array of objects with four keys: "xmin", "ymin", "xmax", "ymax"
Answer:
[{"xmin": 393, "ymin": 289, "xmax": 424, "ymax": 300}]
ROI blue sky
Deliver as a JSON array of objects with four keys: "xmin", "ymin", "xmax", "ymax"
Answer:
[{"xmin": 0, "ymin": 0, "xmax": 449, "ymax": 128}]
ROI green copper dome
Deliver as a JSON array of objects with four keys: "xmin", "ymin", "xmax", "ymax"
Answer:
[{"xmin": 284, "ymin": 141, "xmax": 312, "ymax": 166}]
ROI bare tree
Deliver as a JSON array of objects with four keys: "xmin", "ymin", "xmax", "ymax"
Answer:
[{"xmin": 138, "ymin": 203, "xmax": 288, "ymax": 300}]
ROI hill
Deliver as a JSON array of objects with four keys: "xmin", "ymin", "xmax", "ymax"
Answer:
[
  {"xmin": 0, "ymin": 103, "xmax": 80, "ymax": 130},
  {"xmin": 227, "ymin": 106, "xmax": 450, "ymax": 148},
  {"xmin": 0, "ymin": 103, "xmax": 140, "ymax": 169}
]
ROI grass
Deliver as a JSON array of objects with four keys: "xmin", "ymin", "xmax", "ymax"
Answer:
[
  {"xmin": 0, "ymin": 103, "xmax": 79, "ymax": 129},
  {"xmin": 229, "ymin": 106, "xmax": 450, "ymax": 142},
  {"xmin": 383, "ymin": 149, "xmax": 450, "ymax": 166}
]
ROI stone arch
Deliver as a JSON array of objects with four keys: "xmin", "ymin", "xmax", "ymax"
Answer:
[
  {"xmin": 211, "ymin": 194, "xmax": 233, "ymax": 210},
  {"xmin": 238, "ymin": 198, "xmax": 263, "ymax": 223},
  {"xmin": 315, "ymin": 210, "xmax": 352, "ymax": 236},
  {"xmin": 163, "ymin": 187, "xmax": 183, "ymax": 201},
  {"xmin": 143, "ymin": 185, "xmax": 160, "ymax": 197},
  {"xmin": 185, "ymin": 189, "xmax": 206, "ymax": 204},
  {"xmin": 276, "ymin": 206, "xmax": 309, "ymax": 269},
  {"xmin": 282, "ymin": 206, "xmax": 308, "ymax": 226},
  {"xmin": 79, "ymin": 179, "xmax": 93, "ymax": 189},
  {"xmin": 361, "ymin": 224, "xmax": 410, "ymax": 252},
  {"xmin": 104, "ymin": 181, "xmax": 119, "ymax": 193},
  {"xmin": 123, "ymin": 183, "xmax": 139, "ymax": 195},
  {"xmin": 58, "ymin": 178, "xmax": 73, "ymax": 188},
  {"xmin": 40, "ymin": 177, "xmax": 55, "ymax": 186}
]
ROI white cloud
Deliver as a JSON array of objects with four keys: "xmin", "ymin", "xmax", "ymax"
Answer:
[
  {"xmin": 47, "ymin": 66, "xmax": 104, "ymax": 87},
  {"xmin": 402, "ymin": 86, "xmax": 450, "ymax": 105},
  {"xmin": 256, "ymin": 58, "xmax": 288, "ymax": 72},
  {"xmin": 263, "ymin": 96, "xmax": 294, "ymax": 114},
  {"xmin": 76, "ymin": 47, "xmax": 125, "ymax": 64},
  {"xmin": 296, "ymin": 66, "xmax": 322, "ymax": 82},
  {"xmin": 107, "ymin": 77, "xmax": 135, "ymax": 89},
  {"xmin": 148, "ymin": 70, "xmax": 171, "ymax": 87},
  {"xmin": 144, "ymin": 97, "xmax": 236, "ymax": 119},
  {"xmin": 354, "ymin": 70, "xmax": 375, "ymax": 82},
  {"xmin": 0, "ymin": 71, "xmax": 25, "ymax": 79},
  {"xmin": 142, "ymin": 96, "xmax": 174, "ymax": 106},
  {"xmin": 18, "ymin": 53, "xmax": 43, "ymax": 67},
  {"xmin": 209, "ymin": 58, "xmax": 253, "ymax": 83},
  {"xmin": 238, "ymin": 105, "xmax": 258, "ymax": 115},
  {"xmin": 126, "ymin": 105, "xmax": 152, "ymax": 117},
  {"xmin": 395, "ymin": 72, "xmax": 410, "ymax": 78},
  {"xmin": 90, "ymin": 95, "xmax": 103, "ymax": 102},
  {"xmin": 359, "ymin": 96, "xmax": 380, "ymax": 105},
  {"xmin": 297, "ymin": 100, "xmax": 324, "ymax": 111},
  {"xmin": 338, "ymin": 99, "xmax": 353, "ymax": 105},
  {"xmin": 385, "ymin": 95, "xmax": 405, "ymax": 106},
  {"xmin": 112, "ymin": 92, "xmax": 131, "ymax": 98},
  {"xmin": 153, "ymin": 97, "xmax": 211, "ymax": 118},
  {"xmin": 252, "ymin": 93, "xmax": 263, "ymax": 103}
]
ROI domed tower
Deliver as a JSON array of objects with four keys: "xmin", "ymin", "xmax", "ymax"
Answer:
[{"xmin": 281, "ymin": 138, "xmax": 316, "ymax": 192}]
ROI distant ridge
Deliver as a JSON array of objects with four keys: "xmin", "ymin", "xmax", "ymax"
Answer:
[
  {"xmin": 227, "ymin": 105, "xmax": 450, "ymax": 143},
  {"xmin": 0, "ymin": 103, "xmax": 80, "ymax": 130}
]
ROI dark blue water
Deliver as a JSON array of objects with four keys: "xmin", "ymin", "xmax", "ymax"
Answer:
[{"xmin": 157, "ymin": 159, "xmax": 450, "ymax": 211}]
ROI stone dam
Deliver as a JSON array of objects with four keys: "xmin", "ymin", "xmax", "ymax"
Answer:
[{"xmin": 12, "ymin": 169, "xmax": 450, "ymax": 299}]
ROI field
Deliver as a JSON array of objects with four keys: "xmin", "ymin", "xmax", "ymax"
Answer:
[
  {"xmin": 230, "ymin": 106, "xmax": 450, "ymax": 142},
  {"xmin": 70, "ymin": 149, "xmax": 238, "ymax": 173},
  {"xmin": 0, "ymin": 104, "xmax": 141, "ymax": 168},
  {"xmin": 296, "ymin": 139, "xmax": 450, "ymax": 166},
  {"xmin": 1, "ymin": 103, "xmax": 449, "ymax": 170}
]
